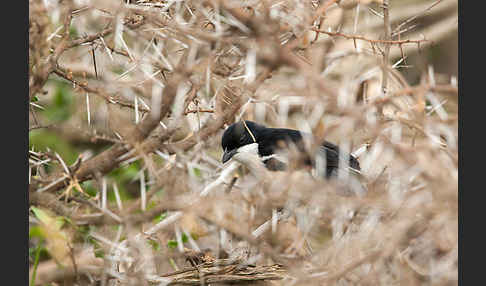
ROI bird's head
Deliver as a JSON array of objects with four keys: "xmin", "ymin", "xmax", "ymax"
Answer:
[{"xmin": 221, "ymin": 120, "xmax": 264, "ymax": 164}]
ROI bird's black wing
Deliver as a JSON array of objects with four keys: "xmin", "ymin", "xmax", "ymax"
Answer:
[
  {"xmin": 256, "ymin": 128, "xmax": 306, "ymax": 171},
  {"xmin": 255, "ymin": 126, "xmax": 360, "ymax": 177},
  {"xmin": 256, "ymin": 128, "xmax": 304, "ymax": 157}
]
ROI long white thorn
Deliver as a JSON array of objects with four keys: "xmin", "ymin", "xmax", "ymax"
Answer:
[{"xmin": 113, "ymin": 183, "xmax": 123, "ymax": 211}]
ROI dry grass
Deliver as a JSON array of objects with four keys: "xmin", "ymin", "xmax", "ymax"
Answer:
[{"xmin": 29, "ymin": 0, "xmax": 458, "ymax": 285}]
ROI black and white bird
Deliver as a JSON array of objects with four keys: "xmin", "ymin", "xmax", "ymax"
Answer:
[
  {"xmin": 221, "ymin": 120, "xmax": 365, "ymax": 256},
  {"xmin": 221, "ymin": 121, "xmax": 364, "ymax": 191}
]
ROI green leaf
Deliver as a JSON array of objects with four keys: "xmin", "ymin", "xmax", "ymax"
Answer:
[
  {"xmin": 190, "ymin": 233, "xmax": 199, "ymax": 241},
  {"xmin": 29, "ymin": 226, "xmax": 44, "ymax": 239},
  {"xmin": 167, "ymin": 240, "xmax": 178, "ymax": 249},
  {"xmin": 94, "ymin": 249, "xmax": 105, "ymax": 258},
  {"xmin": 182, "ymin": 233, "xmax": 188, "ymax": 243},
  {"xmin": 193, "ymin": 167, "xmax": 202, "ymax": 177},
  {"xmin": 166, "ymin": 234, "xmax": 188, "ymax": 249},
  {"xmin": 148, "ymin": 240, "xmax": 160, "ymax": 251},
  {"xmin": 153, "ymin": 212, "xmax": 168, "ymax": 224},
  {"xmin": 31, "ymin": 207, "xmax": 57, "ymax": 228}
]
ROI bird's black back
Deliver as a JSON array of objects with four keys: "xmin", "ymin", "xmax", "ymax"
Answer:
[
  {"xmin": 256, "ymin": 127, "xmax": 360, "ymax": 177},
  {"xmin": 255, "ymin": 127, "xmax": 304, "ymax": 157},
  {"xmin": 221, "ymin": 121, "xmax": 360, "ymax": 178}
]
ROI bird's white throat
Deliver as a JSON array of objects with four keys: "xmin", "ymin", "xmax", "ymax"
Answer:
[
  {"xmin": 233, "ymin": 143, "xmax": 289, "ymax": 164},
  {"xmin": 232, "ymin": 143, "xmax": 261, "ymax": 166},
  {"xmin": 232, "ymin": 143, "xmax": 267, "ymax": 178}
]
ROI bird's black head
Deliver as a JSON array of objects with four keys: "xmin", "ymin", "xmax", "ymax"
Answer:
[{"xmin": 221, "ymin": 121, "xmax": 264, "ymax": 163}]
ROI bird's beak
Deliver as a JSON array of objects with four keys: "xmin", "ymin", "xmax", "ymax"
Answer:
[{"xmin": 222, "ymin": 148, "xmax": 238, "ymax": 164}]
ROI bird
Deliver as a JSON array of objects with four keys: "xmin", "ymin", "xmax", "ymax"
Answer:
[
  {"xmin": 221, "ymin": 120, "xmax": 361, "ymax": 180},
  {"xmin": 220, "ymin": 121, "xmax": 365, "ymax": 257}
]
